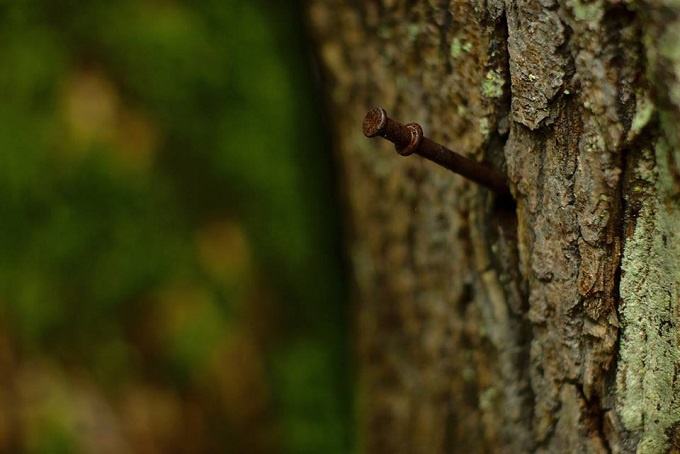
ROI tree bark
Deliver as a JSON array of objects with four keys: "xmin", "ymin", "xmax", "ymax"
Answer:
[{"xmin": 307, "ymin": 1, "xmax": 680, "ymax": 452}]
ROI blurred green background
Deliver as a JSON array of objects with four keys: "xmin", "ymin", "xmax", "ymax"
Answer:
[{"xmin": 0, "ymin": 0, "xmax": 350, "ymax": 452}]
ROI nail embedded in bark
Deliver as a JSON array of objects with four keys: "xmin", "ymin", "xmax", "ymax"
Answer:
[{"xmin": 362, "ymin": 107, "xmax": 512, "ymax": 199}]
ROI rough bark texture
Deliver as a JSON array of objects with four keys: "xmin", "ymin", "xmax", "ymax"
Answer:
[{"xmin": 307, "ymin": 1, "xmax": 680, "ymax": 452}]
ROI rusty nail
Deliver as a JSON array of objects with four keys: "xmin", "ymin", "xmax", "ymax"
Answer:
[{"xmin": 362, "ymin": 107, "xmax": 512, "ymax": 199}]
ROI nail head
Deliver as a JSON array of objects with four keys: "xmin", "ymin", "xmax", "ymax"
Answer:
[{"xmin": 362, "ymin": 107, "xmax": 387, "ymax": 138}]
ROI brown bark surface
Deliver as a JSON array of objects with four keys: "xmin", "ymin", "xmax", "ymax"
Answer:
[{"xmin": 308, "ymin": 1, "xmax": 680, "ymax": 452}]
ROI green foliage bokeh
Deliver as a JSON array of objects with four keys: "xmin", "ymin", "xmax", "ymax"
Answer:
[{"xmin": 0, "ymin": 1, "xmax": 349, "ymax": 452}]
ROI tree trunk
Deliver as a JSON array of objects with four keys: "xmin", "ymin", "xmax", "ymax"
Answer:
[{"xmin": 307, "ymin": 1, "xmax": 680, "ymax": 453}]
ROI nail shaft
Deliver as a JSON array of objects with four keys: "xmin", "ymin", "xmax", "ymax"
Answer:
[{"xmin": 362, "ymin": 107, "xmax": 512, "ymax": 199}]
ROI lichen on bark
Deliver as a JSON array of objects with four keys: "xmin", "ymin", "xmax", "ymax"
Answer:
[
  {"xmin": 613, "ymin": 3, "xmax": 680, "ymax": 449},
  {"xmin": 618, "ymin": 135, "xmax": 680, "ymax": 453},
  {"xmin": 307, "ymin": 0, "xmax": 680, "ymax": 452}
]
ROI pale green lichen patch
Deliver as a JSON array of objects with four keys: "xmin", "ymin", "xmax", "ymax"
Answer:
[
  {"xmin": 456, "ymin": 103, "xmax": 467, "ymax": 117},
  {"xmin": 479, "ymin": 387, "xmax": 498, "ymax": 411},
  {"xmin": 449, "ymin": 38, "xmax": 472, "ymax": 58},
  {"xmin": 617, "ymin": 139, "xmax": 680, "ymax": 453},
  {"xmin": 450, "ymin": 38, "xmax": 463, "ymax": 58},
  {"xmin": 407, "ymin": 23, "xmax": 420, "ymax": 42},
  {"xmin": 479, "ymin": 117, "xmax": 490, "ymax": 138},
  {"xmin": 481, "ymin": 69, "xmax": 504, "ymax": 98},
  {"xmin": 627, "ymin": 91, "xmax": 655, "ymax": 141},
  {"xmin": 658, "ymin": 22, "xmax": 680, "ymax": 109},
  {"xmin": 568, "ymin": 0, "xmax": 604, "ymax": 23}
]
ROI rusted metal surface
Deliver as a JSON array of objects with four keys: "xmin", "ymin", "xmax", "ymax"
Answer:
[{"xmin": 362, "ymin": 107, "xmax": 512, "ymax": 199}]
